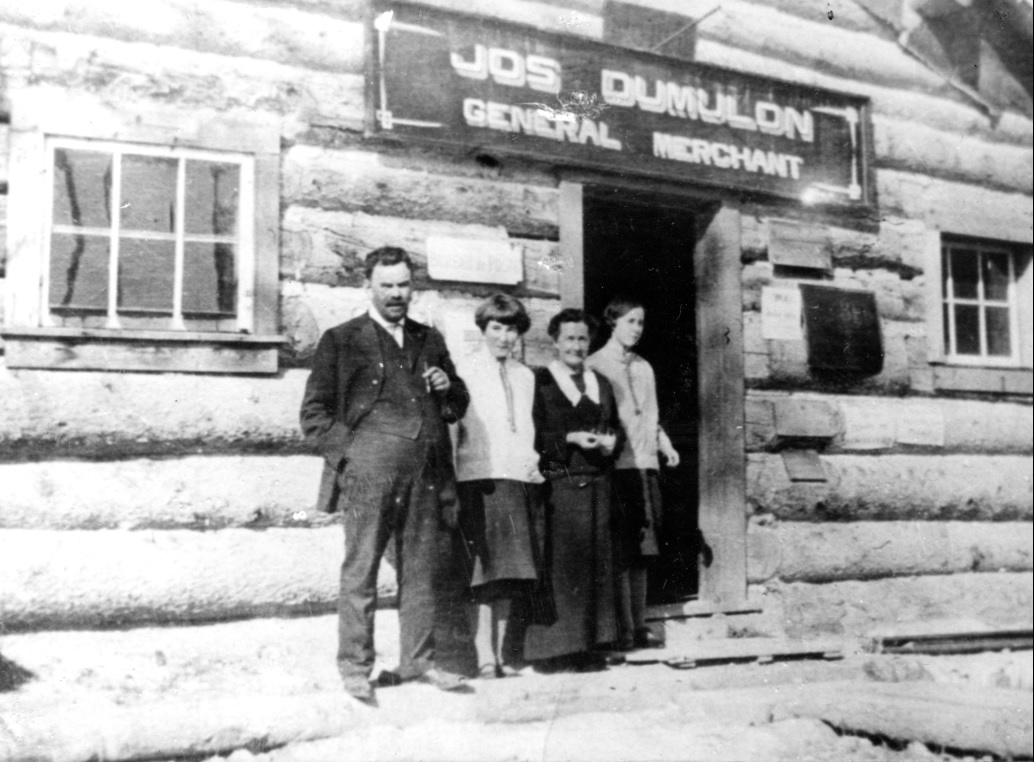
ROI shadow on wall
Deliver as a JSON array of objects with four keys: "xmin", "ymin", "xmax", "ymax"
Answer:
[{"xmin": 0, "ymin": 653, "xmax": 35, "ymax": 692}]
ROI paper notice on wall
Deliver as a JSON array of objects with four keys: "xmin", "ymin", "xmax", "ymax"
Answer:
[
  {"xmin": 439, "ymin": 308, "xmax": 484, "ymax": 362},
  {"xmin": 839, "ymin": 399, "xmax": 895, "ymax": 450},
  {"xmin": 426, "ymin": 235, "xmax": 522, "ymax": 285},
  {"xmin": 895, "ymin": 403, "xmax": 945, "ymax": 447},
  {"xmin": 761, "ymin": 286, "xmax": 803, "ymax": 341}
]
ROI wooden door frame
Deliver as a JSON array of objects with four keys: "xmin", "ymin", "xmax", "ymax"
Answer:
[{"xmin": 559, "ymin": 181, "xmax": 748, "ymax": 612}]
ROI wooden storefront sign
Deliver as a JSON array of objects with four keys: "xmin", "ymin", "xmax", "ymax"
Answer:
[{"xmin": 371, "ymin": 4, "xmax": 872, "ymax": 206}]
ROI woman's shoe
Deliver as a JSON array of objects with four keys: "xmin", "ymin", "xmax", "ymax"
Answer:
[{"xmin": 634, "ymin": 627, "xmax": 665, "ymax": 649}]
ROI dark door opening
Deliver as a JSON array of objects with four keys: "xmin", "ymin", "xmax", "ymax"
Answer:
[{"xmin": 582, "ymin": 186, "xmax": 701, "ymax": 603}]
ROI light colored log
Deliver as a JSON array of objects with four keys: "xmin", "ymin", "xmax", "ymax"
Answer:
[
  {"xmin": 0, "ymin": 527, "xmax": 398, "ymax": 630},
  {"xmin": 0, "ymin": 1, "xmax": 365, "ymax": 73},
  {"xmin": 692, "ymin": 38, "xmax": 1033, "ymax": 147},
  {"xmin": 742, "ymin": 260, "xmax": 925, "ymax": 323},
  {"xmin": 281, "ymin": 146, "xmax": 560, "ymax": 238},
  {"xmin": 747, "ymin": 521, "xmax": 1033, "ymax": 584},
  {"xmin": 765, "ymin": 572, "xmax": 1034, "ymax": 640},
  {"xmin": 0, "ymin": 24, "xmax": 366, "ymax": 134},
  {"xmin": 0, "ymin": 366, "xmax": 306, "ymax": 454},
  {"xmin": 281, "ymin": 207, "xmax": 560, "ymax": 296},
  {"xmin": 0, "ymin": 455, "xmax": 326, "ymax": 530},
  {"xmin": 873, "ymin": 114, "xmax": 1033, "ymax": 194},
  {"xmin": 746, "ymin": 391, "xmax": 1034, "ymax": 454},
  {"xmin": 877, "ymin": 169, "xmax": 1034, "ymax": 244},
  {"xmin": 747, "ymin": 452, "xmax": 1034, "ymax": 522},
  {"xmin": 779, "ymin": 681, "xmax": 1034, "ymax": 759}
]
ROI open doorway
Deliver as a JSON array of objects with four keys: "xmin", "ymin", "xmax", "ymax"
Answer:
[{"xmin": 582, "ymin": 186, "xmax": 701, "ymax": 604}]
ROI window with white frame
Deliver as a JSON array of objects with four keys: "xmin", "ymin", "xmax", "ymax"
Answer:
[
  {"xmin": 2, "ymin": 92, "xmax": 281, "ymax": 374},
  {"xmin": 46, "ymin": 139, "xmax": 255, "ymax": 334},
  {"xmin": 940, "ymin": 239, "xmax": 1023, "ymax": 366}
]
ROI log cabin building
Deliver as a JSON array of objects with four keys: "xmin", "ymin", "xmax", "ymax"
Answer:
[{"xmin": 0, "ymin": 0, "xmax": 1031, "ymax": 651}]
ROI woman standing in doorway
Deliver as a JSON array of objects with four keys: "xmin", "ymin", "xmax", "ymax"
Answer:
[
  {"xmin": 587, "ymin": 296, "xmax": 680, "ymax": 651},
  {"xmin": 523, "ymin": 308, "xmax": 622, "ymax": 670},
  {"xmin": 454, "ymin": 294, "xmax": 544, "ymax": 678}
]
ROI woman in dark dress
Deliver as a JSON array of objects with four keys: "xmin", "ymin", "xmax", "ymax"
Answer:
[{"xmin": 523, "ymin": 308, "xmax": 623, "ymax": 670}]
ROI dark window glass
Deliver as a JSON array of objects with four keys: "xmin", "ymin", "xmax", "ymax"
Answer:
[
  {"xmin": 185, "ymin": 161, "xmax": 240, "ymax": 236},
  {"xmin": 983, "ymin": 251, "xmax": 1010, "ymax": 302},
  {"xmin": 953, "ymin": 304, "xmax": 981, "ymax": 354},
  {"xmin": 52, "ymin": 150, "xmax": 113, "ymax": 229},
  {"xmin": 49, "ymin": 233, "xmax": 110, "ymax": 310},
  {"xmin": 950, "ymin": 248, "xmax": 979, "ymax": 299},
  {"xmin": 118, "ymin": 239, "xmax": 175, "ymax": 312},
  {"xmin": 120, "ymin": 155, "xmax": 178, "ymax": 233},
  {"xmin": 985, "ymin": 307, "xmax": 1012, "ymax": 356},
  {"xmin": 184, "ymin": 242, "xmax": 237, "ymax": 315}
]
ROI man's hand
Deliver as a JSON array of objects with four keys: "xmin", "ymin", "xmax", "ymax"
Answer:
[
  {"xmin": 441, "ymin": 499, "xmax": 460, "ymax": 529},
  {"xmin": 422, "ymin": 365, "xmax": 451, "ymax": 393}
]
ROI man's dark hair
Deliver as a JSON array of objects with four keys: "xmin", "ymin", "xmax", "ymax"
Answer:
[
  {"xmin": 364, "ymin": 246, "xmax": 414, "ymax": 280},
  {"xmin": 547, "ymin": 308, "xmax": 598, "ymax": 341},
  {"xmin": 602, "ymin": 294, "xmax": 644, "ymax": 327},
  {"xmin": 474, "ymin": 293, "xmax": 531, "ymax": 335}
]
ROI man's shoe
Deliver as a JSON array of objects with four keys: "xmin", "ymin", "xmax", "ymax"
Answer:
[
  {"xmin": 634, "ymin": 627, "xmax": 665, "ymax": 649},
  {"xmin": 342, "ymin": 675, "xmax": 376, "ymax": 705},
  {"xmin": 416, "ymin": 668, "xmax": 473, "ymax": 692}
]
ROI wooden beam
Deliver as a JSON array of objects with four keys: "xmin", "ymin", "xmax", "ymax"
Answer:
[
  {"xmin": 558, "ymin": 181, "xmax": 584, "ymax": 308},
  {"xmin": 695, "ymin": 205, "xmax": 746, "ymax": 607}
]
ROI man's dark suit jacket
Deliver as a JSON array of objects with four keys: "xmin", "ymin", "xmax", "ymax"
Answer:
[{"xmin": 300, "ymin": 313, "xmax": 469, "ymax": 514}]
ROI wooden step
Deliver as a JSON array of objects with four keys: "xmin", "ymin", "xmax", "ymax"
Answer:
[{"xmin": 625, "ymin": 637, "xmax": 845, "ymax": 668}]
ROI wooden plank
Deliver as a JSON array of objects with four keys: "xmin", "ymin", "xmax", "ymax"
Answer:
[
  {"xmin": 558, "ymin": 181, "xmax": 584, "ymax": 308},
  {"xmin": 695, "ymin": 206, "xmax": 747, "ymax": 607},
  {"xmin": 252, "ymin": 153, "xmax": 281, "ymax": 338},
  {"xmin": 625, "ymin": 636, "xmax": 845, "ymax": 667}
]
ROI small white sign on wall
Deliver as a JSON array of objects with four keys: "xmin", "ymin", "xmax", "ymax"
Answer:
[
  {"xmin": 761, "ymin": 286, "xmax": 803, "ymax": 341},
  {"xmin": 426, "ymin": 235, "xmax": 522, "ymax": 285}
]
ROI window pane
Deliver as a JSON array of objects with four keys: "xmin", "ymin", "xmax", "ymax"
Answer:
[
  {"xmin": 949, "ymin": 249, "xmax": 978, "ymax": 299},
  {"xmin": 49, "ymin": 233, "xmax": 109, "ymax": 310},
  {"xmin": 118, "ymin": 238, "xmax": 175, "ymax": 312},
  {"xmin": 953, "ymin": 304, "xmax": 981, "ymax": 355},
  {"xmin": 985, "ymin": 307, "xmax": 1012, "ymax": 357},
  {"xmin": 121, "ymin": 155, "xmax": 178, "ymax": 233},
  {"xmin": 982, "ymin": 251, "xmax": 1010, "ymax": 302},
  {"xmin": 184, "ymin": 242, "xmax": 237, "ymax": 315},
  {"xmin": 185, "ymin": 161, "xmax": 240, "ymax": 236},
  {"xmin": 52, "ymin": 149, "xmax": 113, "ymax": 228}
]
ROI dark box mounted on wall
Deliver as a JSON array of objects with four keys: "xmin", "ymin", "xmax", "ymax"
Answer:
[{"xmin": 801, "ymin": 284, "xmax": 883, "ymax": 375}]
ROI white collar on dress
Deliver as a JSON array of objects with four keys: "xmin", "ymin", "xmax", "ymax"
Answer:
[{"xmin": 548, "ymin": 360, "xmax": 599, "ymax": 406}]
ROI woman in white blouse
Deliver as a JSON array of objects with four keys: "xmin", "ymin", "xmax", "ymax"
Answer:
[
  {"xmin": 454, "ymin": 294, "xmax": 544, "ymax": 677},
  {"xmin": 587, "ymin": 295, "xmax": 680, "ymax": 651}
]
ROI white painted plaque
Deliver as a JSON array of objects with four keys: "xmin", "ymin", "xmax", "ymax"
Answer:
[
  {"xmin": 895, "ymin": 402, "xmax": 946, "ymax": 447},
  {"xmin": 761, "ymin": 286, "xmax": 803, "ymax": 341},
  {"xmin": 426, "ymin": 235, "xmax": 522, "ymax": 285}
]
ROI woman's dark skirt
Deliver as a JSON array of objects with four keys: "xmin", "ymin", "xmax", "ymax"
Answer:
[
  {"xmin": 458, "ymin": 479, "xmax": 543, "ymax": 602},
  {"xmin": 611, "ymin": 468, "xmax": 663, "ymax": 568},
  {"xmin": 521, "ymin": 473, "xmax": 618, "ymax": 661}
]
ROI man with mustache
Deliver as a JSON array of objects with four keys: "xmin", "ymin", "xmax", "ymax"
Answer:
[{"xmin": 300, "ymin": 246, "xmax": 471, "ymax": 704}]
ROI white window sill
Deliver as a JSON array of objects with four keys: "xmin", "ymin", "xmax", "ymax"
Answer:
[
  {"xmin": 1, "ymin": 327, "xmax": 285, "ymax": 374},
  {"xmin": 929, "ymin": 363, "xmax": 1033, "ymax": 395}
]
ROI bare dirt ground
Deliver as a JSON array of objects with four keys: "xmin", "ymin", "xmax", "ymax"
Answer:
[{"xmin": 1, "ymin": 612, "xmax": 1030, "ymax": 762}]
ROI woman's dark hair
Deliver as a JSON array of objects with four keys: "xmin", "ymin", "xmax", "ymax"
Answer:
[
  {"xmin": 364, "ymin": 246, "xmax": 414, "ymax": 280},
  {"xmin": 547, "ymin": 308, "xmax": 598, "ymax": 341},
  {"xmin": 603, "ymin": 294, "xmax": 645, "ymax": 328},
  {"xmin": 474, "ymin": 293, "xmax": 531, "ymax": 335}
]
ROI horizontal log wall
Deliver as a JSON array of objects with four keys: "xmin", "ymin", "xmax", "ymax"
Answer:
[
  {"xmin": 0, "ymin": 0, "xmax": 1030, "ymax": 642},
  {"xmin": 0, "ymin": 527, "xmax": 397, "ymax": 631}
]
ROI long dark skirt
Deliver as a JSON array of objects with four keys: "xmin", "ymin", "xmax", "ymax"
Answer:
[
  {"xmin": 458, "ymin": 479, "xmax": 543, "ymax": 601},
  {"xmin": 611, "ymin": 469, "xmax": 663, "ymax": 568},
  {"xmin": 522, "ymin": 473, "xmax": 618, "ymax": 661}
]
